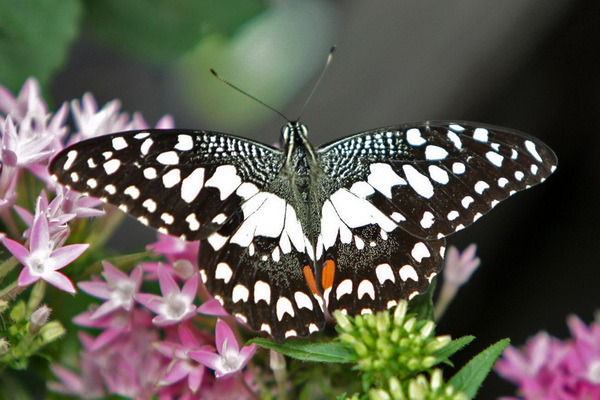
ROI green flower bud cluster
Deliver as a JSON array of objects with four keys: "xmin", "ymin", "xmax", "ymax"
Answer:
[
  {"xmin": 335, "ymin": 301, "xmax": 467, "ymax": 400},
  {"xmin": 0, "ymin": 300, "xmax": 65, "ymax": 370}
]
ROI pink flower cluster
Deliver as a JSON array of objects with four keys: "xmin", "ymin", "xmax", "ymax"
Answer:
[
  {"xmin": 0, "ymin": 79, "xmax": 259, "ymax": 399},
  {"xmin": 496, "ymin": 315, "xmax": 600, "ymax": 399}
]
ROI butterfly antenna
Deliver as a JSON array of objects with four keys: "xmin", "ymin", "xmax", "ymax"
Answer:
[
  {"xmin": 295, "ymin": 45, "xmax": 336, "ymax": 122},
  {"xmin": 210, "ymin": 68, "xmax": 290, "ymax": 122}
]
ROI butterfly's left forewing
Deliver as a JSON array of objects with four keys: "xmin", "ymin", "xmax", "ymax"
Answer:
[{"xmin": 316, "ymin": 121, "xmax": 557, "ymax": 315}]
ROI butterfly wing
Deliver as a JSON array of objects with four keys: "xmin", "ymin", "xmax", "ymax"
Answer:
[
  {"xmin": 316, "ymin": 121, "xmax": 557, "ymax": 313},
  {"xmin": 49, "ymin": 129, "xmax": 325, "ymax": 340}
]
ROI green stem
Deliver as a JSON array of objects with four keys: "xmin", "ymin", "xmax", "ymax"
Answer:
[
  {"xmin": 0, "ymin": 280, "xmax": 25, "ymax": 301},
  {"xmin": 0, "ymin": 257, "xmax": 19, "ymax": 280}
]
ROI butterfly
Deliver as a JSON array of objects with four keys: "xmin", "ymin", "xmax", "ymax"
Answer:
[{"xmin": 49, "ymin": 118, "xmax": 557, "ymax": 341}]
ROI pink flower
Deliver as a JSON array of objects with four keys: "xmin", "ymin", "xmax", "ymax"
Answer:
[
  {"xmin": 435, "ymin": 244, "xmax": 481, "ymax": 319},
  {"xmin": 2, "ymin": 212, "xmax": 88, "ymax": 294},
  {"xmin": 73, "ymin": 308, "xmax": 153, "ymax": 352},
  {"xmin": 70, "ymin": 93, "xmax": 132, "ymax": 143},
  {"xmin": 136, "ymin": 266, "xmax": 199, "ymax": 326},
  {"xmin": 148, "ymin": 233, "xmax": 199, "ymax": 266},
  {"xmin": 188, "ymin": 319, "xmax": 257, "ymax": 379},
  {"xmin": 78, "ymin": 262, "xmax": 143, "ymax": 319},
  {"xmin": 496, "ymin": 316, "xmax": 600, "ymax": 399},
  {"xmin": 154, "ymin": 325, "xmax": 210, "ymax": 393}
]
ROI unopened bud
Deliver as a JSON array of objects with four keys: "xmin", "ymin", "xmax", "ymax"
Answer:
[
  {"xmin": 30, "ymin": 305, "xmax": 51, "ymax": 333},
  {"xmin": 173, "ymin": 260, "xmax": 195, "ymax": 279}
]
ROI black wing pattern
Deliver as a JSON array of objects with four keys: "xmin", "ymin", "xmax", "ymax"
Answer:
[
  {"xmin": 315, "ymin": 121, "xmax": 557, "ymax": 314},
  {"xmin": 49, "ymin": 129, "xmax": 325, "ymax": 340}
]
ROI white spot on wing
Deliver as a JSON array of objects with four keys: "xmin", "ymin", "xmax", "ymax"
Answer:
[
  {"xmin": 181, "ymin": 167, "xmax": 205, "ymax": 203},
  {"xmin": 175, "ymin": 135, "xmax": 194, "ymax": 151},
  {"xmin": 124, "ymin": 186, "xmax": 140, "ymax": 199},
  {"xmin": 391, "ymin": 212, "xmax": 406, "ymax": 222},
  {"xmin": 403, "ymin": 165, "xmax": 434, "ymax": 198},
  {"xmin": 447, "ymin": 210, "xmax": 459, "ymax": 221},
  {"xmin": 112, "ymin": 137, "xmax": 128, "ymax": 150},
  {"xmin": 447, "ymin": 131, "xmax": 462, "ymax": 149},
  {"xmin": 157, "ymin": 151, "xmax": 179, "ymax": 165},
  {"xmin": 232, "ymin": 284, "xmax": 249, "ymax": 303},
  {"xmin": 141, "ymin": 138, "xmax": 153, "ymax": 155},
  {"xmin": 411, "ymin": 242, "xmax": 430, "ymax": 262},
  {"xmin": 162, "ymin": 169, "xmax": 181, "ymax": 188},
  {"xmin": 205, "ymin": 165, "xmax": 242, "ymax": 200},
  {"xmin": 294, "ymin": 291, "xmax": 313, "ymax": 310},
  {"xmin": 63, "ymin": 150, "xmax": 77, "ymax": 170},
  {"xmin": 143, "ymin": 199, "xmax": 157, "ymax": 212},
  {"xmin": 254, "ymin": 281, "xmax": 271, "ymax": 304},
  {"xmin": 357, "ymin": 280, "xmax": 375, "ymax": 300},
  {"xmin": 399, "ymin": 265, "xmax": 419, "ymax": 281},
  {"xmin": 207, "ymin": 232, "xmax": 228, "ymax": 250},
  {"xmin": 428, "ymin": 165, "xmax": 449, "ymax": 184},
  {"xmin": 452, "ymin": 162, "xmax": 466, "ymax": 174},
  {"xmin": 376, "ymin": 263, "xmax": 396, "ymax": 284},
  {"xmin": 185, "ymin": 213, "xmax": 200, "ymax": 231},
  {"xmin": 367, "ymin": 163, "xmax": 406, "ymax": 198},
  {"xmin": 103, "ymin": 159, "xmax": 121, "ymax": 175},
  {"xmin": 406, "ymin": 128, "xmax": 426, "ymax": 146},
  {"xmin": 473, "ymin": 128, "xmax": 489, "ymax": 142},
  {"xmin": 525, "ymin": 140, "xmax": 543, "ymax": 162},
  {"xmin": 215, "ymin": 262, "xmax": 233, "ymax": 283},
  {"xmin": 143, "ymin": 167, "xmax": 157, "ymax": 179},
  {"xmin": 276, "ymin": 297, "xmax": 295, "ymax": 320},
  {"xmin": 420, "ymin": 211, "xmax": 435, "ymax": 228},
  {"xmin": 425, "ymin": 145, "xmax": 448, "ymax": 160},
  {"xmin": 486, "ymin": 151, "xmax": 504, "ymax": 167},
  {"xmin": 336, "ymin": 279, "xmax": 353, "ymax": 299},
  {"xmin": 474, "ymin": 181, "xmax": 490, "ymax": 194}
]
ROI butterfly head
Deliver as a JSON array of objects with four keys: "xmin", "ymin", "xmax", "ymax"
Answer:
[{"xmin": 280, "ymin": 121, "xmax": 308, "ymax": 147}]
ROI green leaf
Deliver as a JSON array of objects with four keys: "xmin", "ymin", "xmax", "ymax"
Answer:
[
  {"xmin": 79, "ymin": 250, "xmax": 153, "ymax": 277},
  {"xmin": 407, "ymin": 276, "xmax": 437, "ymax": 320},
  {"xmin": 448, "ymin": 338, "xmax": 510, "ymax": 399},
  {"xmin": 248, "ymin": 338, "xmax": 357, "ymax": 364},
  {"xmin": 83, "ymin": 0, "xmax": 266, "ymax": 61},
  {"xmin": 0, "ymin": 0, "xmax": 81, "ymax": 92},
  {"xmin": 434, "ymin": 335, "xmax": 475, "ymax": 361}
]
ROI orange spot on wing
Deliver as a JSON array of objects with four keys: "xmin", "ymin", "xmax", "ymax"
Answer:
[
  {"xmin": 303, "ymin": 265, "xmax": 319, "ymax": 295},
  {"xmin": 321, "ymin": 259, "xmax": 336, "ymax": 290}
]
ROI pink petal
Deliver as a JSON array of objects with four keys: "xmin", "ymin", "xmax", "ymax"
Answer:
[
  {"xmin": 78, "ymin": 281, "xmax": 111, "ymax": 299},
  {"xmin": 43, "ymin": 270, "xmax": 76, "ymax": 294},
  {"xmin": 18, "ymin": 267, "xmax": 40, "ymax": 286},
  {"xmin": 90, "ymin": 328, "xmax": 122, "ymax": 352},
  {"xmin": 135, "ymin": 293, "xmax": 164, "ymax": 314},
  {"xmin": 182, "ymin": 273, "xmax": 199, "ymax": 300},
  {"xmin": 48, "ymin": 244, "xmax": 90, "ymax": 270},
  {"xmin": 158, "ymin": 266, "xmax": 179, "ymax": 296},
  {"xmin": 179, "ymin": 325, "xmax": 201, "ymax": 348},
  {"xmin": 2, "ymin": 237, "xmax": 31, "ymax": 265},
  {"xmin": 198, "ymin": 299, "xmax": 229, "ymax": 317},
  {"xmin": 215, "ymin": 320, "xmax": 239, "ymax": 354},
  {"xmin": 90, "ymin": 301, "xmax": 121, "ymax": 319},
  {"xmin": 187, "ymin": 350, "xmax": 222, "ymax": 371},
  {"xmin": 187, "ymin": 365, "xmax": 204, "ymax": 392},
  {"xmin": 102, "ymin": 261, "xmax": 129, "ymax": 283},
  {"xmin": 30, "ymin": 212, "xmax": 50, "ymax": 252},
  {"xmin": 161, "ymin": 361, "xmax": 190, "ymax": 385}
]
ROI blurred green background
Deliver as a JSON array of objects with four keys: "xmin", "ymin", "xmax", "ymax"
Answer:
[{"xmin": 1, "ymin": 0, "xmax": 599, "ymax": 398}]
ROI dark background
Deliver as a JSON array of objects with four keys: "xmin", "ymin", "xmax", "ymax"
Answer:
[{"xmin": 49, "ymin": 1, "xmax": 599, "ymax": 397}]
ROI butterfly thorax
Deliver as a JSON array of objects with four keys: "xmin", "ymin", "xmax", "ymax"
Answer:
[{"xmin": 269, "ymin": 122, "xmax": 323, "ymax": 241}]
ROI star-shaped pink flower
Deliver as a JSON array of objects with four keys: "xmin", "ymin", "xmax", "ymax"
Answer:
[
  {"xmin": 136, "ymin": 266, "xmax": 198, "ymax": 326},
  {"xmin": 2, "ymin": 213, "xmax": 88, "ymax": 294},
  {"xmin": 188, "ymin": 319, "xmax": 257, "ymax": 379},
  {"xmin": 78, "ymin": 262, "xmax": 142, "ymax": 319}
]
